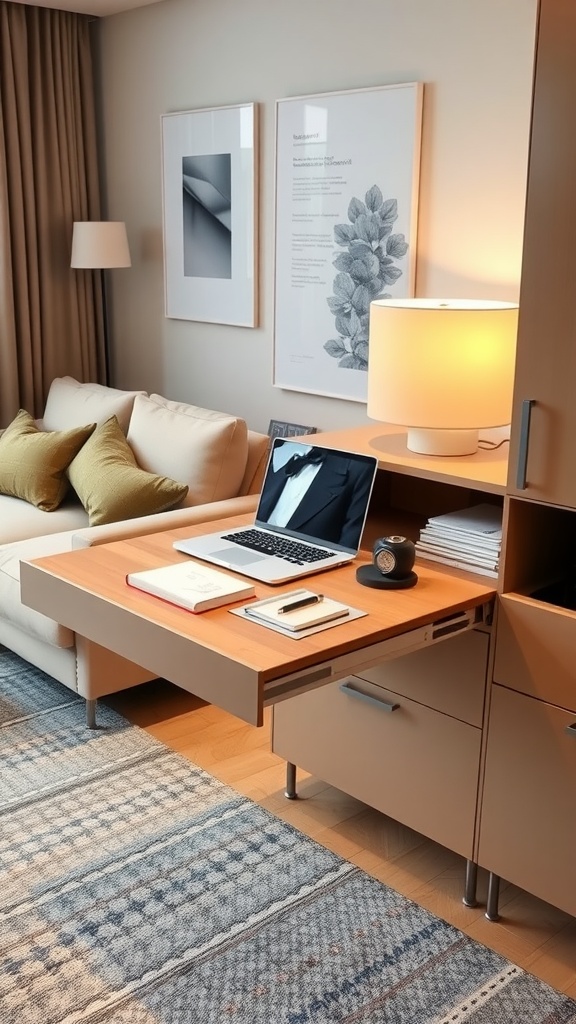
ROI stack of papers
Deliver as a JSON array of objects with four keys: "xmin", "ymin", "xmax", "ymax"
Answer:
[{"xmin": 415, "ymin": 503, "xmax": 503, "ymax": 579}]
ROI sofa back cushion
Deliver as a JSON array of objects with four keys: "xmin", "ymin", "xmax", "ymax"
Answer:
[
  {"xmin": 42, "ymin": 377, "xmax": 145, "ymax": 435},
  {"xmin": 126, "ymin": 394, "xmax": 248, "ymax": 507}
]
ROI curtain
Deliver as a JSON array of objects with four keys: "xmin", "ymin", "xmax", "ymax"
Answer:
[{"xmin": 0, "ymin": 2, "xmax": 104, "ymax": 423}]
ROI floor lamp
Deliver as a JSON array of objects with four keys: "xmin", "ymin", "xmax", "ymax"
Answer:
[{"xmin": 71, "ymin": 221, "xmax": 131, "ymax": 385}]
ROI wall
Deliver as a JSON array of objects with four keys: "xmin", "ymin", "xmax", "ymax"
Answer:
[{"xmin": 98, "ymin": 0, "xmax": 538, "ymax": 435}]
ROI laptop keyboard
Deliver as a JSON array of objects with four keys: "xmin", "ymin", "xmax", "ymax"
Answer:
[{"xmin": 221, "ymin": 528, "xmax": 332, "ymax": 565}]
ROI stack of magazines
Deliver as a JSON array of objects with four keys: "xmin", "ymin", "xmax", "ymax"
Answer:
[{"xmin": 415, "ymin": 503, "xmax": 503, "ymax": 578}]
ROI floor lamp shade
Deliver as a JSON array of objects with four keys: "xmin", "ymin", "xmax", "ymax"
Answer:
[
  {"xmin": 70, "ymin": 221, "xmax": 131, "ymax": 269},
  {"xmin": 367, "ymin": 298, "xmax": 519, "ymax": 456}
]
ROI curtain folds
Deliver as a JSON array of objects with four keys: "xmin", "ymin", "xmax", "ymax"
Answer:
[{"xmin": 0, "ymin": 2, "xmax": 104, "ymax": 423}]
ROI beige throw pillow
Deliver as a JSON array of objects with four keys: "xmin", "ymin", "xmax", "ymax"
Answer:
[
  {"xmin": 67, "ymin": 415, "xmax": 189, "ymax": 526},
  {"xmin": 42, "ymin": 376, "xmax": 146, "ymax": 435},
  {"xmin": 126, "ymin": 394, "xmax": 248, "ymax": 508},
  {"xmin": 0, "ymin": 410, "xmax": 95, "ymax": 511}
]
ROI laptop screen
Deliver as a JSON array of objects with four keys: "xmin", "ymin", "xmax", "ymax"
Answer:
[{"xmin": 254, "ymin": 438, "xmax": 378, "ymax": 553}]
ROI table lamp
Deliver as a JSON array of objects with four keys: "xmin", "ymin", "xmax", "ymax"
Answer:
[
  {"xmin": 71, "ymin": 221, "xmax": 131, "ymax": 383},
  {"xmin": 367, "ymin": 298, "xmax": 518, "ymax": 456}
]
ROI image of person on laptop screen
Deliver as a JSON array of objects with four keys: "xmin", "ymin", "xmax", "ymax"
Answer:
[{"xmin": 258, "ymin": 440, "xmax": 374, "ymax": 549}]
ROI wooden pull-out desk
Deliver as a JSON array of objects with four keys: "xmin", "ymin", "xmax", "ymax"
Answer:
[{"xmin": 20, "ymin": 513, "xmax": 495, "ymax": 727}]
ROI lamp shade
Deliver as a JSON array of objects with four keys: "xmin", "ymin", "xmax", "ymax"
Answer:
[
  {"xmin": 367, "ymin": 298, "xmax": 518, "ymax": 456},
  {"xmin": 71, "ymin": 221, "xmax": 131, "ymax": 269}
]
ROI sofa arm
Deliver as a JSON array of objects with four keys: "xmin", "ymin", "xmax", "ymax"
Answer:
[{"xmin": 71, "ymin": 494, "xmax": 259, "ymax": 549}]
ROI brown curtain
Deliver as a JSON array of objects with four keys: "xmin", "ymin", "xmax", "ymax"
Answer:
[{"xmin": 0, "ymin": 2, "xmax": 104, "ymax": 424}]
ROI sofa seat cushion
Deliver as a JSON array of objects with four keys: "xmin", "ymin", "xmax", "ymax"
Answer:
[
  {"xmin": 42, "ymin": 376, "xmax": 145, "ymax": 435},
  {"xmin": 0, "ymin": 493, "xmax": 89, "ymax": 545},
  {"xmin": 67, "ymin": 415, "xmax": 189, "ymax": 526},
  {"xmin": 0, "ymin": 410, "xmax": 96, "ymax": 511},
  {"xmin": 126, "ymin": 394, "xmax": 248, "ymax": 508},
  {"xmin": 0, "ymin": 532, "xmax": 78, "ymax": 648}
]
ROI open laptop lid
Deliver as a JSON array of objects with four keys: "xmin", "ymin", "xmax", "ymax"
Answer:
[{"xmin": 253, "ymin": 438, "xmax": 378, "ymax": 554}]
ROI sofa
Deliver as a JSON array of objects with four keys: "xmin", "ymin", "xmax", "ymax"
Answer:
[{"xmin": 0, "ymin": 377, "xmax": 270, "ymax": 724}]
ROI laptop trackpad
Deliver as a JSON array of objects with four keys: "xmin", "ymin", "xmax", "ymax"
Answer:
[{"xmin": 212, "ymin": 546, "xmax": 267, "ymax": 566}]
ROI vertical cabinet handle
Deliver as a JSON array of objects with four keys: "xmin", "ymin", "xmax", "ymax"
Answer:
[
  {"xmin": 516, "ymin": 399, "xmax": 535, "ymax": 490},
  {"xmin": 565, "ymin": 723, "xmax": 576, "ymax": 738},
  {"xmin": 340, "ymin": 681, "xmax": 399, "ymax": 713}
]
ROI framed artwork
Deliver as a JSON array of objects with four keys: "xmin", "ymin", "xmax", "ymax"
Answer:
[
  {"xmin": 267, "ymin": 419, "xmax": 317, "ymax": 439},
  {"xmin": 273, "ymin": 83, "xmax": 423, "ymax": 401},
  {"xmin": 161, "ymin": 102, "xmax": 258, "ymax": 326}
]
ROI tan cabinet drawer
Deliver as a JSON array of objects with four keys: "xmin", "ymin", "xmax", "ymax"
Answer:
[
  {"xmin": 478, "ymin": 684, "xmax": 576, "ymax": 916},
  {"xmin": 494, "ymin": 594, "xmax": 576, "ymax": 713},
  {"xmin": 356, "ymin": 628, "xmax": 488, "ymax": 726},
  {"xmin": 273, "ymin": 676, "xmax": 482, "ymax": 859}
]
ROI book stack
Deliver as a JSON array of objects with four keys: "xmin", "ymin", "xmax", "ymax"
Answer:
[{"xmin": 415, "ymin": 503, "xmax": 503, "ymax": 578}]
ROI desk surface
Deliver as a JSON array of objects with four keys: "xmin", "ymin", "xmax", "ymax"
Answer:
[{"xmin": 21, "ymin": 514, "xmax": 497, "ymax": 726}]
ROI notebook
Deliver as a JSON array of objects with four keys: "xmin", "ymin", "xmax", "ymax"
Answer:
[{"xmin": 173, "ymin": 438, "xmax": 378, "ymax": 585}]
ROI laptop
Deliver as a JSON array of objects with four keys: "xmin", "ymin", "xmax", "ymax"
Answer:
[{"xmin": 173, "ymin": 438, "xmax": 378, "ymax": 585}]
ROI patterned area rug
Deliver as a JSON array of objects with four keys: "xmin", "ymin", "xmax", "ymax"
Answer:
[{"xmin": 1, "ymin": 649, "xmax": 575, "ymax": 1024}]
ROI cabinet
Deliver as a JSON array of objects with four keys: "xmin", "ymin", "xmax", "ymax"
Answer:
[
  {"xmin": 478, "ymin": 685, "xmax": 576, "ymax": 916},
  {"xmin": 273, "ymin": 629, "xmax": 489, "ymax": 860},
  {"xmin": 271, "ymin": 422, "xmax": 506, "ymax": 864},
  {"xmin": 507, "ymin": 0, "xmax": 576, "ymax": 505},
  {"xmin": 476, "ymin": 0, "xmax": 576, "ymax": 919}
]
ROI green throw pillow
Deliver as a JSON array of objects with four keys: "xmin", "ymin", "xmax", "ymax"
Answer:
[
  {"xmin": 0, "ymin": 409, "xmax": 95, "ymax": 511},
  {"xmin": 67, "ymin": 415, "xmax": 189, "ymax": 526}
]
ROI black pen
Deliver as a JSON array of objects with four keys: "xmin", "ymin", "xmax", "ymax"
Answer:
[{"xmin": 277, "ymin": 594, "xmax": 324, "ymax": 614}]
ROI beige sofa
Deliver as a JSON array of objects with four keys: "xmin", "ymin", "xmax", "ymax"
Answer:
[{"xmin": 0, "ymin": 377, "xmax": 269, "ymax": 724}]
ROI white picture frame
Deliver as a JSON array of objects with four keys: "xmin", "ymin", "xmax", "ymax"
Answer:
[
  {"xmin": 161, "ymin": 102, "xmax": 258, "ymax": 327},
  {"xmin": 273, "ymin": 83, "xmax": 422, "ymax": 401}
]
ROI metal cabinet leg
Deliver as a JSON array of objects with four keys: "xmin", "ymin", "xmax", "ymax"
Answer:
[
  {"xmin": 462, "ymin": 859, "xmax": 478, "ymax": 907},
  {"xmin": 86, "ymin": 699, "xmax": 97, "ymax": 729},
  {"xmin": 485, "ymin": 872, "xmax": 501, "ymax": 921},
  {"xmin": 284, "ymin": 762, "xmax": 297, "ymax": 799}
]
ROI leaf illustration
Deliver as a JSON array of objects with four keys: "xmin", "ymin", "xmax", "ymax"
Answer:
[
  {"xmin": 348, "ymin": 259, "xmax": 374, "ymax": 285},
  {"xmin": 337, "ymin": 308, "xmax": 361, "ymax": 338},
  {"xmin": 379, "ymin": 198, "xmax": 398, "ymax": 226},
  {"xmin": 365, "ymin": 185, "xmax": 383, "ymax": 213},
  {"xmin": 333, "ymin": 272, "xmax": 356, "ymax": 299},
  {"xmin": 332, "ymin": 252, "xmax": 354, "ymax": 273},
  {"xmin": 351, "ymin": 284, "xmax": 371, "ymax": 316},
  {"xmin": 380, "ymin": 262, "xmax": 403, "ymax": 286},
  {"xmin": 326, "ymin": 188, "xmax": 406, "ymax": 374},
  {"xmin": 327, "ymin": 295, "xmax": 348, "ymax": 314},
  {"xmin": 348, "ymin": 197, "xmax": 366, "ymax": 222},
  {"xmin": 324, "ymin": 338, "xmax": 348, "ymax": 358},
  {"xmin": 352, "ymin": 339, "xmax": 369, "ymax": 363},
  {"xmin": 386, "ymin": 233, "xmax": 408, "ymax": 258},
  {"xmin": 355, "ymin": 213, "xmax": 381, "ymax": 246},
  {"xmin": 347, "ymin": 239, "xmax": 373, "ymax": 259},
  {"xmin": 334, "ymin": 223, "xmax": 357, "ymax": 245},
  {"xmin": 339, "ymin": 353, "xmax": 367, "ymax": 369}
]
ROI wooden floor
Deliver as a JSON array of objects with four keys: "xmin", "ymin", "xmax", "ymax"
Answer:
[{"xmin": 108, "ymin": 678, "xmax": 576, "ymax": 997}]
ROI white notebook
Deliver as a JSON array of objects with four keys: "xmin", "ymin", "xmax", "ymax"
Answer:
[
  {"xmin": 242, "ymin": 588, "xmax": 350, "ymax": 632},
  {"xmin": 126, "ymin": 560, "xmax": 255, "ymax": 613}
]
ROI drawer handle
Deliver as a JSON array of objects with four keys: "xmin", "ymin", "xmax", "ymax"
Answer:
[
  {"xmin": 565, "ymin": 723, "xmax": 576, "ymax": 738},
  {"xmin": 516, "ymin": 398, "xmax": 535, "ymax": 489},
  {"xmin": 340, "ymin": 681, "xmax": 399, "ymax": 713}
]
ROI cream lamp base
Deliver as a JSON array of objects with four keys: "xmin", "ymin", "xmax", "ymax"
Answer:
[{"xmin": 406, "ymin": 427, "xmax": 479, "ymax": 457}]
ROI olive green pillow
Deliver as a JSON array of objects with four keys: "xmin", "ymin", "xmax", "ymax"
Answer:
[
  {"xmin": 0, "ymin": 409, "xmax": 96, "ymax": 511},
  {"xmin": 67, "ymin": 415, "xmax": 189, "ymax": 526}
]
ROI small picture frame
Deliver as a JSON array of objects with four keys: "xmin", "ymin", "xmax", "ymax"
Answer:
[{"xmin": 268, "ymin": 420, "xmax": 318, "ymax": 439}]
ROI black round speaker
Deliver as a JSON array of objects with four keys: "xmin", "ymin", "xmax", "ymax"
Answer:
[{"xmin": 356, "ymin": 535, "xmax": 418, "ymax": 589}]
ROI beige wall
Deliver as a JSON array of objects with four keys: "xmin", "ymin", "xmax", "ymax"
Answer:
[{"xmin": 98, "ymin": 0, "xmax": 538, "ymax": 434}]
